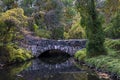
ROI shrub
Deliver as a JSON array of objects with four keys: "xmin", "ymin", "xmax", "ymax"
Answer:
[
  {"xmin": 64, "ymin": 32, "xmax": 70, "ymax": 39},
  {"xmin": 0, "ymin": 44, "xmax": 32, "ymax": 64},
  {"xmin": 0, "ymin": 8, "xmax": 28, "ymax": 27},
  {"xmin": 35, "ymin": 29, "xmax": 51, "ymax": 38},
  {"xmin": 0, "ymin": 8, "xmax": 28, "ymax": 44},
  {"xmin": 51, "ymin": 27, "xmax": 64, "ymax": 39},
  {"xmin": 64, "ymin": 17, "xmax": 86, "ymax": 39},
  {"xmin": 31, "ymin": 24, "xmax": 51, "ymax": 38},
  {"xmin": 68, "ymin": 25, "xmax": 86, "ymax": 39},
  {"xmin": 33, "ymin": 24, "xmax": 39, "ymax": 32},
  {"xmin": 75, "ymin": 49, "xmax": 86, "ymax": 61}
]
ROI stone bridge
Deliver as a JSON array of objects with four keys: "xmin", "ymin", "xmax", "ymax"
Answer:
[{"xmin": 26, "ymin": 39, "xmax": 87, "ymax": 57}]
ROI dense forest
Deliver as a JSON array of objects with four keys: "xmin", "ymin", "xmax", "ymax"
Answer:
[{"xmin": 0, "ymin": 0, "xmax": 120, "ymax": 80}]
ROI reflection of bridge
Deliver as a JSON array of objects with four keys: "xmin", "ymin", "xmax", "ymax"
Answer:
[
  {"xmin": 27, "ymin": 39, "xmax": 87, "ymax": 57},
  {"xmin": 21, "ymin": 58, "xmax": 82, "ymax": 74},
  {"xmin": 21, "ymin": 58, "xmax": 87, "ymax": 80},
  {"xmin": 20, "ymin": 58, "xmax": 98, "ymax": 80},
  {"xmin": 20, "ymin": 58, "xmax": 88, "ymax": 80}
]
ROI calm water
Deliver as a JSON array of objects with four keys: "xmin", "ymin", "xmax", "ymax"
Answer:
[{"xmin": 0, "ymin": 57, "xmax": 108, "ymax": 80}]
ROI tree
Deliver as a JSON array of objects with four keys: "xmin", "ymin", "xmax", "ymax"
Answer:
[
  {"xmin": 2, "ymin": 0, "xmax": 18, "ymax": 11},
  {"xmin": 105, "ymin": 12, "xmax": 120, "ymax": 39},
  {"xmin": 33, "ymin": 0, "xmax": 64, "ymax": 39},
  {"xmin": 61, "ymin": 0, "xmax": 76, "ymax": 32},
  {"xmin": 102, "ymin": 0, "xmax": 120, "ymax": 23},
  {"xmin": 20, "ymin": 0, "xmax": 34, "ymax": 16},
  {"xmin": 0, "ymin": 8, "xmax": 28, "ymax": 43},
  {"xmin": 102, "ymin": 0, "xmax": 120, "ymax": 38},
  {"xmin": 76, "ymin": 0, "xmax": 106, "ymax": 57}
]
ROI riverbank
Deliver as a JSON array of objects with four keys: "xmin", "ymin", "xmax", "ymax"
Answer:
[
  {"xmin": 75, "ymin": 51, "xmax": 120, "ymax": 80},
  {"xmin": 75, "ymin": 39, "xmax": 120, "ymax": 80}
]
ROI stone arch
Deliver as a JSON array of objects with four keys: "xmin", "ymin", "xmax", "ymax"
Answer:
[{"xmin": 38, "ymin": 49, "xmax": 71, "ymax": 58}]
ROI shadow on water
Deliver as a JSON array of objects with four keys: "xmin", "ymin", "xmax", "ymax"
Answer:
[{"xmin": 0, "ymin": 50, "xmax": 109, "ymax": 80}]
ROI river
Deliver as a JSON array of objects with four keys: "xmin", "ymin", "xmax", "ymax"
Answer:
[
  {"xmin": 0, "ymin": 57, "xmax": 109, "ymax": 80},
  {"xmin": 0, "ymin": 51, "xmax": 110, "ymax": 80}
]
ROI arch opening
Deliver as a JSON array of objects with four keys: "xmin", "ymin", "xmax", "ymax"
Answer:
[{"xmin": 38, "ymin": 49, "xmax": 71, "ymax": 64}]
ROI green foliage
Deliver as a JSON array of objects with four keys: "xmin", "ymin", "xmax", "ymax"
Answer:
[
  {"xmin": 30, "ymin": 24, "xmax": 51, "ymax": 38},
  {"xmin": 102, "ymin": 0, "xmax": 120, "ymax": 23},
  {"xmin": 30, "ymin": 0, "xmax": 65, "ymax": 39},
  {"xmin": 0, "ymin": 44, "xmax": 32, "ymax": 64},
  {"xmin": 85, "ymin": 56, "xmax": 120, "ymax": 75},
  {"xmin": 64, "ymin": 32, "xmax": 70, "ymax": 39},
  {"xmin": 0, "ymin": 46, "xmax": 10, "ymax": 63},
  {"xmin": 104, "ymin": 23, "xmax": 114, "ymax": 38},
  {"xmin": 0, "ymin": 8, "xmax": 28, "ymax": 27},
  {"xmin": 106, "ymin": 48, "xmax": 120, "ymax": 58},
  {"xmin": 33, "ymin": 24, "xmax": 64, "ymax": 39},
  {"xmin": 103, "ymin": 1, "xmax": 120, "ymax": 39},
  {"xmin": 32, "ymin": 12, "xmax": 45, "ymax": 29},
  {"xmin": 75, "ymin": 45, "xmax": 120, "ymax": 74},
  {"xmin": 76, "ymin": 0, "xmax": 106, "ymax": 57},
  {"xmin": 75, "ymin": 38, "xmax": 120, "ymax": 75},
  {"xmin": 64, "ymin": 26, "xmax": 86, "ymax": 39},
  {"xmin": 68, "ymin": 25, "xmax": 85, "ymax": 39},
  {"xmin": 104, "ymin": 13, "xmax": 120, "ymax": 38},
  {"xmin": 22, "ymin": 0, "xmax": 34, "ymax": 7},
  {"xmin": 20, "ymin": 0, "xmax": 34, "ymax": 16},
  {"xmin": 24, "ymin": 7, "xmax": 34, "ymax": 16},
  {"xmin": 105, "ymin": 39, "xmax": 120, "ymax": 51},
  {"xmin": 35, "ymin": 29, "xmax": 51, "ymax": 39},
  {"xmin": 0, "ymin": 18, "xmax": 16, "ymax": 43},
  {"xmin": 75, "ymin": 49, "xmax": 86, "ymax": 61},
  {"xmin": 33, "ymin": 24, "xmax": 39, "ymax": 32},
  {"xmin": 0, "ymin": 8, "xmax": 27, "ymax": 43},
  {"xmin": 62, "ymin": 0, "xmax": 76, "ymax": 26},
  {"xmin": 51, "ymin": 27, "xmax": 64, "ymax": 39},
  {"xmin": 2, "ymin": 0, "xmax": 15, "ymax": 10},
  {"xmin": 64, "ymin": 14, "xmax": 86, "ymax": 39}
]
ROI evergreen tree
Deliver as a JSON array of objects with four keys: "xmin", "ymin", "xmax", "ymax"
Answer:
[{"xmin": 76, "ymin": 0, "xmax": 106, "ymax": 57}]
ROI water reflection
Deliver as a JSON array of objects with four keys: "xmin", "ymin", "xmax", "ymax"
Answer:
[
  {"xmin": 0, "ymin": 57, "xmax": 108, "ymax": 80},
  {"xmin": 23, "ymin": 58, "xmax": 81, "ymax": 73},
  {"xmin": 38, "ymin": 49, "xmax": 71, "ymax": 64},
  {"xmin": 20, "ymin": 58, "xmax": 103, "ymax": 80},
  {"xmin": 0, "ymin": 61, "xmax": 32, "ymax": 80},
  {"xmin": 21, "ymin": 71, "xmax": 100, "ymax": 80}
]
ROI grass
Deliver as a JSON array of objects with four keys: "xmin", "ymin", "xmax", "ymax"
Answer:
[
  {"xmin": 105, "ymin": 38, "xmax": 120, "ymax": 53},
  {"xmin": 85, "ymin": 56, "xmax": 120, "ymax": 75},
  {"xmin": 75, "ymin": 39, "xmax": 120, "ymax": 75}
]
